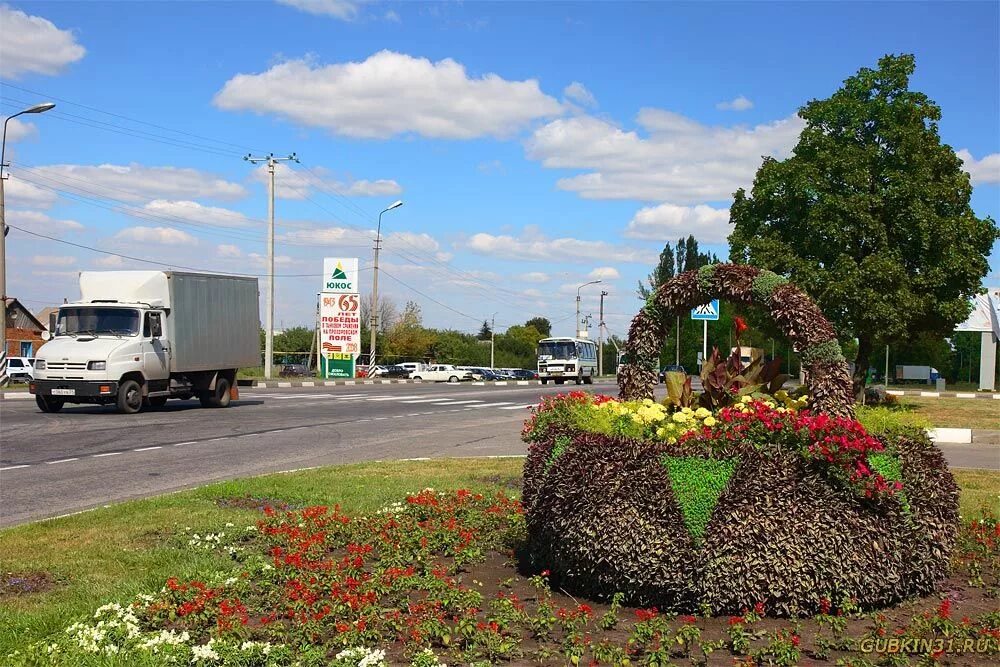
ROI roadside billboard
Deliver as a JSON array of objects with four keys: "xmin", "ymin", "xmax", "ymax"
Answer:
[{"xmin": 319, "ymin": 258, "xmax": 361, "ymax": 379}]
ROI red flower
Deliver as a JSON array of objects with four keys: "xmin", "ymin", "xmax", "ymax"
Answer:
[
  {"xmin": 754, "ymin": 601, "xmax": 765, "ymax": 615},
  {"xmin": 679, "ymin": 615, "xmax": 697, "ymax": 625},
  {"xmin": 540, "ymin": 570, "xmax": 550, "ymax": 577},
  {"xmin": 937, "ymin": 598, "xmax": 952, "ymax": 620},
  {"xmin": 733, "ymin": 316, "xmax": 749, "ymax": 336},
  {"xmin": 791, "ymin": 635, "xmax": 800, "ymax": 647}
]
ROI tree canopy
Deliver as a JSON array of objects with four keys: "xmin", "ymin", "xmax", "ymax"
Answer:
[{"xmin": 728, "ymin": 54, "xmax": 998, "ymax": 391}]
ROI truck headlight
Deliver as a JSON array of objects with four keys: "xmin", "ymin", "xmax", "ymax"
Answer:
[
  {"xmin": 88, "ymin": 361, "xmax": 106, "ymax": 371},
  {"xmin": 34, "ymin": 359, "xmax": 46, "ymax": 370}
]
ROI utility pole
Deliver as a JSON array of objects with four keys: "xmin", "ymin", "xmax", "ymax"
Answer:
[
  {"xmin": 576, "ymin": 280, "xmax": 601, "ymax": 337},
  {"xmin": 490, "ymin": 312, "xmax": 497, "ymax": 369},
  {"xmin": 885, "ymin": 344, "xmax": 890, "ymax": 385},
  {"xmin": 370, "ymin": 200, "xmax": 403, "ymax": 368},
  {"xmin": 1, "ymin": 102, "xmax": 55, "ymax": 386},
  {"xmin": 245, "ymin": 152, "xmax": 298, "ymax": 380},
  {"xmin": 598, "ymin": 290, "xmax": 608, "ymax": 376},
  {"xmin": 675, "ymin": 316, "xmax": 680, "ymax": 366}
]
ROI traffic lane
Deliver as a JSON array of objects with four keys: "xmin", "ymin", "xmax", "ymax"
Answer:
[
  {"xmin": 0, "ymin": 407, "xmax": 530, "ymax": 527},
  {"xmin": 0, "ymin": 383, "xmax": 568, "ymax": 466}
]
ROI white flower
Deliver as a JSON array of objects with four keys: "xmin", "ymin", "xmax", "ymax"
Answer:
[{"xmin": 192, "ymin": 640, "xmax": 220, "ymax": 662}]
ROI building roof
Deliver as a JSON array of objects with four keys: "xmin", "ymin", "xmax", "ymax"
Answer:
[
  {"xmin": 35, "ymin": 306, "xmax": 61, "ymax": 330},
  {"xmin": 4, "ymin": 298, "xmax": 46, "ymax": 332}
]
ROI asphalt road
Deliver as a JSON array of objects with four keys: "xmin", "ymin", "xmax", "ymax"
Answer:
[{"xmin": 1, "ymin": 381, "xmax": 996, "ymax": 528}]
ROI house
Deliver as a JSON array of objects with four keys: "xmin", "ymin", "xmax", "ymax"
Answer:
[
  {"xmin": 36, "ymin": 306, "xmax": 61, "ymax": 332},
  {"xmin": 4, "ymin": 298, "xmax": 47, "ymax": 358}
]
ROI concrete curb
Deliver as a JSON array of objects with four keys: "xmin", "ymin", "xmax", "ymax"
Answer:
[
  {"xmin": 887, "ymin": 390, "xmax": 1000, "ymax": 400},
  {"xmin": 0, "ymin": 392, "xmax": 33, "ymax": 401},
  {"xmin": 246, "ymin": 378, "xmax": 619, "ymax": 389},
  {"xmin": 929, "ymin": 428, "xmax": 974, "ymax": 444}
]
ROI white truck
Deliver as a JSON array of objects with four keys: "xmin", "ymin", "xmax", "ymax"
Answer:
[
  {"xmin": 409, "ymin": 364, "xmax": 472, "ymax": 383},
  {"xmin": 31, "ymin": 271, "xmax": 260, "ymax": 414}
]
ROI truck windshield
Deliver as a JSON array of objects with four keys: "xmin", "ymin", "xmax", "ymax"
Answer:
[
  {"xmin": 57, "ymin": 307, "xmax": 140, "ymax": 336},
  {"xmin": 538, "ymin": 341, "xmax": 577, "ymax": 359}
]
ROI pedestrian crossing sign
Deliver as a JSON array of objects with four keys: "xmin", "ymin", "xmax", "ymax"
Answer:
[{"xmin": 691, "ymin": 299, "xmax": 720, "ymax": 321}]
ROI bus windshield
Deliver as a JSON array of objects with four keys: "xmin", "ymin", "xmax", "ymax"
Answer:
[
  {"xmin": 57, "ymin": 307, "xmax": 141, "ymax": 337},
  {"xmin": 538, "ymin": 341, "xmax": 577, "ymax": 359}
]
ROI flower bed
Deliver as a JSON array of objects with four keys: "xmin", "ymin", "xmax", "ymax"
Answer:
[
  {"xmin": 8, "ymin": 489, "xmax": 997, "ymax": 666},
  {"xmin": 522, "ymin": 392, "xmax": 959, "ymax": 616}
]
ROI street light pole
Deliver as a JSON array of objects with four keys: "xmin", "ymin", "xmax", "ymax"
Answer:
[
  {"xmin": 245, "ymin": 152, "xmax": 297, "ymax": 380},
  {"xmin": 576, "ymin": 280, "xmax": 602, "ymax": 337},
  {"xmin": 598, "ymin": 290, "xmax": 608, "ymax": 376},
  {"xmin": 1, "ymin": 102, "xmax": 55, "ymax": 386},
  {"xmin": 490, "ymin": 312, "xmax": 497, "ymax": 369},
  {"xmin": 370, "ymin": 200, "xmax": 403, "ymax": 368}
]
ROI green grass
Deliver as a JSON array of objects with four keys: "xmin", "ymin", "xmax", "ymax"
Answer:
[
  {"xmin": 0, "ymin": 458, "xmax": 524, "ymax": 657},
  {"xmin": 895, "ymin": 397, "xmax": 1000, "ymax": 430},
  {"xmin": 0, "ymin": 459, "xmax": 996, "ymax": 658},
  {"xmin": 663, "ymin": 456, "xmax": 737, "ymax": 541}
]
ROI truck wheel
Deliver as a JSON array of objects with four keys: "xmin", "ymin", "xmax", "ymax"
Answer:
[
  {"xmin": 554, "ymin": 378, "xmax": 565, "ymax": 385},
  {"xmin": 583, "ymin": 375, "xmax": 594, "ymax": 385},
  {"xmin": 540, "ymin": 378, "xmax": 548, "ymax": 385},
  {"xmin": 117, "ymin": 380, "xmax": 143, "ymax": 414},
  {"xmin": 200, "ymin": 377, "xmax": 231, "ymax": 408},
  {"xmin": 36, "ymin": 395, "xmax": 64, "ymax": 413},
  {"xmin": 146, "ymin": 396, "xmax": 168, "ymax": 408}
]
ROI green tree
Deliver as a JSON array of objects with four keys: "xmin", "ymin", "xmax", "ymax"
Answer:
[
  {"xmin": 478, "ymin": 319, "xmax": 492, "ymax": 340},
  {"xmin": 729, "ymin": 54, "xmax": 998, "ymax": 396},
  {"xmin": 637, "ymin": 242, "xmax": 676, "ymax": 300},
  {"xmin": 524, "ymin": 317, "xmax": 552, "ymax": 337}
]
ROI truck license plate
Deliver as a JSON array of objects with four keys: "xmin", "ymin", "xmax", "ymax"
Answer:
[{"xmin": 51, "ymin": 388, "xmax": 76, "ymax": 396}]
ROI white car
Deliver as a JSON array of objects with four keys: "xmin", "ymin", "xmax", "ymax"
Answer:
[
  {"xmin": 6, "ymin": 357, "xmax": 35, "ymax": 382},
  {"xmin": 409, "ymin": 364, "xmax": 472, "ymax": 383}
]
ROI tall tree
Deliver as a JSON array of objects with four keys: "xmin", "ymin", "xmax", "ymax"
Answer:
[
  {"xmin": 524, "ymin": 317, "xmax": 552, "ymax": 337},
  {"xmin": 478, "ymin": 319, "xmax": 492, "ymax": 340},
  {"xmin": 729, "ymin": 54, "xmax": 998, "ymax": 396},
  {"xmin": 637, "ymin": 242, "xmax": 676, "ymax": 299}
]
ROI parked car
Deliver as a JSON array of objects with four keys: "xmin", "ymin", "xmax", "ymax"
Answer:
[
  {"xmin": 510, "ymin": 368, "xmax": 538, "ymax": 380},
  {"xmin": 469, "ymin": 367, "xmax": 502, "ymax": 381},
  {"xmin": 279, "ymin": 363, "xmax": 311, "ymax": 378},
  {"xmin": 410, "ymin": 364, "xmax": 473, "ymax": 383},
  {"xmin": 378, "ymin": 365, "xmax": 411, "ymax": 379},
  {"xmin": 493, "ymin": 368, "xmax": 518, "ymax": 380},
  {"xmin": 659, "ymin": 364, "xmax": 687, "ymax": 383},
  {"xmin": 367, "ymin": 365, "xmax": 389, "ymax": 377},
  {"xmin": 7, "ymin": 357, "xmax": 35, "ymax": 383},
  {"xmin": 398, "ymin": 362, "xmax": 426, "ymax": 375}
]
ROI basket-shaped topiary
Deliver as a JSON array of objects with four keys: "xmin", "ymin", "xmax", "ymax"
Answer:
[{"xmin": 522, "ymin": 265, "xmax": 959, "ymax": 616}]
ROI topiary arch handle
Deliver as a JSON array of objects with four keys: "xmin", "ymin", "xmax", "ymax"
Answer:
[{"xmin": 617, "ymin": 264, "xmax": 855, "ymax": 418}]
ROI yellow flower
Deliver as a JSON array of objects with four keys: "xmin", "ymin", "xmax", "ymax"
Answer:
[
  {"xmin": 694, "ymin": 407, "xmax": 711, "ymax": 419},
  {"xmin": 703, "ymin": 416, "xmax": 717, "ymax": 427},
  {"xmin": 667, "ymin": 436, "xmax": 677, "ymax": 444},
  {"xmin": 642, "ymin": 398, "xmax": 654, "ymax": 406},
  {"xmin": 740, "ymin": 394, "xmax": 753, "ymax": 403},
  {"xmin": 672, "ymin": 412, "xmax": 690, "ymax": 423}
]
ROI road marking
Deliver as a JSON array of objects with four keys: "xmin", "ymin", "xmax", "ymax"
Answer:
[
  {"xmin": 465, "ymin": 402, "xmax": 514, "ymax": 408},
  {"xmin": 93, "ymin": 452, "xmax": 121, "ymax": 457},
  {"xmin": 367, "ymin": 395, "xmax": 423, "ymax": 401},
  {"xmin": 400, "ymin": 457, "xmax": 430, "ymax": 461},
  {"xmin": 266, "ymin": 393, "xmax": 333, "ymax": 400},
  {"xmin": 134, "ymin": 446, "xmax": 161, "ymax": 452},
  {"xmin": 498, "ymin": 404, "xmax": 536, "ymax": 410},
  {"xmin": 1, "ymin": 464, "xmax": 30, "ymax": 470},
  {"xmin": 429, "ymin": 399, "xmax": 484, "ymax": 405},
  {"xmin": 173, "ymin": 441, "xmax": 195, "ymax": 447},
  {"xmin": 400, "ymin": 398, "xmax": 451, "ymax": 403},
  {"xmin": 407, "ymin": 413, "xmax": 421, "ymax": 416},
  {"xmin": 48, "ymin": 458, "xmax": 79, "ymax": 464},
  {"xmin": 375, "ymin": 417, "xmax": 389, "ymax": 420}
]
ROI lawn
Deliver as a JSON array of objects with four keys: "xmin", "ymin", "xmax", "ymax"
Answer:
[
  {"xmin": 1, "ymin": 459, "xmax": 997, "ymax": 665},
  {"xmin": 896, "ymin": 397, "xmax": 1000, "ymax": 430}
]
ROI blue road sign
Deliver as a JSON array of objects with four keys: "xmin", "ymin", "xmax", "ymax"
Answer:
[{"xmin": 691, "ymin": 299, "xmax": 720, "ymax": 321}]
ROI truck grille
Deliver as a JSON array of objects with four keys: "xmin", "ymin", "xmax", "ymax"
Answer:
[{"xmin": 46, "ymin": 362, "xmax": 88, "ymax": 371}]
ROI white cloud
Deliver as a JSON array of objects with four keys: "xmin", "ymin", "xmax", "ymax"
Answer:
[
  {"xmin": 526, "ymin": 110, "xmax": 804, "ymax": 204},
  {"xmin": 114, "ymin": 226, "xmax": 198, "ymax": 246},
  {"xmin": 214, "ymin": 50, "xmax": 563, "ymax": 139},
  {"xmin": 4, "ymin": 118, "xmax": 37, "ymax": 142},
  {"xmin": 217, "ymin": 244, "xmax": 242, "ymax": 257},
  {"xmin": 0, "ymin": 4, "xmax": 86, "ymax": 78},
  {"xmin": 5, "ymin": 209, "xmax": 84, "ymax": 234},
  {"xmin": 95, "ymin": 255, "xmax": 125, "ymax": 268},
  {"xmin": 521, "ymin": 271, "xmax": 550, "ymax": 283},
  {"xmin": 4, "ymin": 176, "xmax": 58, "ymax": 208},
  {"xmin": 143, "ymin": 200, "xmax": 253, "ymax": 228},
  {"xmin": 279, "ymin": 225, "xmax": 372, "ymax": 246},
  {"xmin": 252, "ymin": 163, "xmax": 402, "ymax": 200},
  {"xmin": 460, "ymin": 228, "xmax": 656, "ymax": 264},
  {"xmin": 384, "ymin": 9, "xmax": 400, "ymax": 23},
  {"xmin": 588, "ymin": 267, "xmax": 620, "ymax": 280},
  {"xmin": 956, "ymin": 149, "xmax": 1000, "ymax": 185},
  {"xmin": 564, "ymin": 81, "xmax": 596, "ymax": 107},
  {"xmin": 716, "ymin": 95, "xmax": 754, "ymax": 111},
  {"xmin": 386, "ymin": 231, "xmax": 439, "ymax": 254},
  {"xmin": 33, "ymin": 163, "xmax": 247, "ymax": 202},
  {"xmin": 31, "ymin": 255, "xmax": 76, "ymax": 267},
  {"xmin": 276, "ymin": 0, "xmax": 365, "ymax": 20},
  {"xmin": 624, "ymin": 202, "xmax": 732, "ymax": 243},
  {"xmin": 248, "ymin": 252, "xmax": 294, "ymax": 267}
]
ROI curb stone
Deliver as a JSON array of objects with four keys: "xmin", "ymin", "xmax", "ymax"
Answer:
[{"xmin": 886, "ymin": 390, "xmax": 1000, "ymax": 400}]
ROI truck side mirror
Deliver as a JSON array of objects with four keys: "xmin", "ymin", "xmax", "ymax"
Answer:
[{"xmin": 41, "ymin": 330, "xmax": 52, "ymax": 341}]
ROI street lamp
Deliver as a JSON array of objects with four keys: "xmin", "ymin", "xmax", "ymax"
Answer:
[
  {"xmin": 2, "ymin": 102, "xmax": 55, "ymax": 384},
  {"xmin": 369, "ymin": 199, "xmax": 403, "ymax": 367},
  {"xmin": 490, "ymin": 311, "xmax": 498, "ymax": 369},
  {"xmin": 576, "ymin": 280, "xmax": 602, "ymax": 338}
]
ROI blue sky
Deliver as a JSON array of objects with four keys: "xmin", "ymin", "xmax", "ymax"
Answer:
[{"xmin": 2, "ymin": 0, "xmax": 998, "ymax": 338}]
